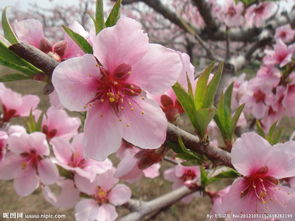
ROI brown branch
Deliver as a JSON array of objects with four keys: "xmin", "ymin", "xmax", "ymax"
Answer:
[
  {"xmin": 167, "ymin": 123, "xmax": 232, "ymax": 167},
  {"xmin": 191, "ymin": 0, "xmax": 218, "ymax": 31},
  {"xmin": 119, "ymin": 186, "xmax": 199, "ymax": 221},
  {"xmin": 9, "ymin": 42, "xmax": 58, "ymax": 76}
]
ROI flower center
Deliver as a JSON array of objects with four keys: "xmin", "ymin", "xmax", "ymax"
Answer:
[
  {"xmin": 280, "ymin": 32, "xmax": 287, "ymax": 39},
  {"xmin": 42, "ymin": 125, "xmax": 57, "ymax": 139},
  {"xmin": 95, "ymin": 186, "xmax": 109, "ymax": 205},
  {"xmin": 86, "ymin": 63, "xmax": 142, "ymax": 112},
  {"xmin": 2, "ymin": 105, "xmax": 17, "ymax": 122},
  {"xmin": 68, "ymin": 152, "xmax": 86, "ymax": 168},
  {"xmin": 253, "ymin": 90, "xmax": 265, "ymax": 103},
  {"xmin": 181, "ymin": 169, "xmax": 197, "ymax": 182},
  {"xmin": 240, "ymin": 166, "xmax": 278, "ymax": 203},
  {"xmin": 227, "ymin": 6, "xmax": 236, "ymax": 17},
  {"xmin": 276, "ymin": 51, "xmax": 288, "ymax": 63},
  {"xmin": 20, "ymin": 149, "xmax": 42, "ymax": 169},
  {"xmin": 254, "ymin": 5, "xmax": 265, "ymax": 15}
]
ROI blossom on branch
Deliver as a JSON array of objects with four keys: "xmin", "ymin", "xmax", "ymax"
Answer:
[
  {"xmin": 0, "ymin": 132, "xmax": 59, "ymax": 196},
  {"xmin": 52, "ymin": 17, "xmax": 182, "ymax": 160}
]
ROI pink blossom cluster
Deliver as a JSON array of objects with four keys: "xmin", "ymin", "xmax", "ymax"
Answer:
[{"xmin": 232, "ymin": 39, "xmax": 295, "ymax": 132}]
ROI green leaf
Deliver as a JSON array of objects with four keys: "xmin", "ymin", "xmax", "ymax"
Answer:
[
  {"xmin": 0, "ymin": 41, "xmax": 41, "ymax": 74},
  {"xmin": 63, "ymin": 26, "xmax": 93, "ymax": 54},
  {"xmin": 2, "ymin": 8, "xmax": 19, "ymax": 44},
  {"xmin": 200, "ymin": 167, "xmax": 209, "ymax": 187},
  {"xmin": 186, "ymin": 73, "xmax": 193, "ymax": 97},
  {"xmin": 266, "ymin": 122, "xmax": 283, "ymax": 145},
  {"xmin": 207, "ymin": 168, "xmax": 240, "ymax": 185},
  {"xmin": 173, "ymin": 83, "xmax": 198, "ymax": 130},
  {"xmin": 194, "ymin": 63, "xmax": 215, "ymax": 109},
  {"xmin": 105, "ymin": 0, "xmax": 122, "ymax": 27},
  {"xmin": 231, "ymin": 104, "xmax": 245, "ymax": 131},
  {"xmin": 195, "ymin": 107, "xmax": 216, "ymax": 139},
  {"xmin": 0, "ymin": 57, "xmax": 38, "ymax": 75},
  {"xmin": 95, "ymin": 0, "xmax": 105, "ymax": 33},
  {"xmin": 203, "ymin": 63, "xmax": 223, "ymax": 108},
  {"xmin": 256, "ymin": 120, "xmax": 265, "ymax": 137},
  {"xmin": 35, "ymin": 112, "xmax": 44, "ymax": 132},
  {"xmin": 0, "ymin": 73, "xmax": 30, "ymax": 82}
]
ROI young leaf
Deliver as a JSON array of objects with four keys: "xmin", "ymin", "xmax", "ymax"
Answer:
[
  {"xmin": 200, "ymin": 167, "xmax": 209, "ymax": 188},
  {"xmin": 203, "ymin": 63, "xmax": 223, "ymax": 108},
  {"xmin": 95, "ymin": 0, "xmax": 105, "ymax": 33},
  {"xmin": 194, "ymin": 63, "xmax": 215, "ymax": 109},
  {"xmin": 173, "ymin": 83, "xmax": 198, "ymax": 130},
  {"xmin": 0, "ymin": 57, "xmax": 39, "ymax": 75},
  {"xmin": 231, "ymin": 104, "xmax": 245, "ymax": 131},
  {"xmin": 0, "ymin": 73, "xmax": 30, "ymax": 82},
  {"xmin": 266, "ymin": 122, "xmax": 283, "ymax": 145},
  {"xmin": 63, "ymin": 26, "xmax": 93, "ymax": 54},
  {"xmin": 195, "ymin": 108, "xmax": 216, "ymax": 139},
  {"xmin": 105, "ymin": 0, "xmax": 122, "ymax": 27},
  {"xmin": 2, "ymin": 8, "xmax": 19, "ymax": 44}
]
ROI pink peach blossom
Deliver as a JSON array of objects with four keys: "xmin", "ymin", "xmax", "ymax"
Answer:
[
  {"xmin": 43, "ymin": 179, "xmax": 80, "ymax": 209},
  {"xmin": 52, "ymin": 17, "xmax": 182, "ymax": 160},
  {"xmin": 0, "ymin": 83, "xmax": 39, "ymax": 122},
  {"xmin": 51, "ymin": 133, "xmax": 112, "ymax": 182},
  {"xmin": 0, "ymin": 132, "xmax": 59, "ymax": 196},
  {"xmin": 263, "ymin": 40, "xmax": 295, "ymax": 67},
  {"xmin": 282, "ymin": 72, "xmax": 295, "ymax": 117},
  {"xmin": 155, "ymin": 52, "xmax": 194, "ymax": 122},
  {"xmin": 14, "ymin": 19, "xmax": 87, "ymax": 61},
  {"xmin": 245, "ymin": 2, "xmax": 277, "ymax": 27},
  {"xmin": 164, "ymin": 165, "xmax": 200, "ymax": 203},
  {"xmin": 42, "ymin": 106, "xmax": 80, "ymax": 140},
  {"xmin": 275, "ymin": 25, "xmax": 295, "ymax": 43},
  {"xmin": 0, "ymin": 131, "xmax": 8, "ymax": 160},
  {"xmin": 212, "ymin": 132, "xmax": 295, "ymax": 219},
  {"xmin": 242, "ymin": 67, "xmax": 280, "ymax": 119},
  {"xmin": 74, "ymin": 169, "xmax": 131, "ymax": 221},
  {"xmin": 221, "ymin": 0, "xmax": 244, "ymax": 27},
  {"xmin": 115, "ymin": 143, "xmax": 160, "ymax": 183}
]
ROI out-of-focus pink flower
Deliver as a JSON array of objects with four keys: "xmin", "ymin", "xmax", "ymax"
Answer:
[
  {"xmin": 212, "ymin": 132, "xmax": 295, "ymax": 218},
  {"xmin": 7, "ymin": 125, "xmax": 26, "ymax": 136},
  {"xmin": 52, "ymin": 17, "xmax": 182, "ymax": 160},
  {"xmin": 164, "ymin": 165, "xmax": 200, "ymax": 203},
  {"xmin": 242, "ymin": 67, "xmax": 280, "ymax": 119},
  {"xmin": 74, "ymin": 169, "xmax": 131, "ymax": 221},
  {"xmin": 0, "ymin": 131, "xmax": 8, "ymax": 160},
  {"xmin": 231, "ymin": 73, "xmax": 248, "ymax": 110},
  {"xmin": 51, "ymin": 133, "xmax": 112, "ymax": 182},
  {"xmin": 221, "ymin": 0, "xmax": 244, "ymax": 27},
  {"xmin": 0, "ymin": 83, "xmax": 39, "ymax": 122},
  {"xmin": 260, "ymin": 86, "xmax": 285, "ymax": 132},
  {"xmin": 43, "ymin": 179, "xmax": 80, "ymax": 209},
  {"xmin": 49, "ymin": 91, "xmax": 63, "ymax": 109},
  {"xmin": 263, "ymin": 40, "xmax": 295, "ymax": 67},
  {"xmin": 275, "ymin": 25, "xmax": 295, "ymax": 43},
  {"xmin": 42, "ymin": 107, "xmax": 80, "ymax": 140},
  {"xmin": 0, "ymin": 132, "xmax": 59, "ymax": 196},
  {"xmin": 14, "ymin": 19, "xmax": 87, "ymax": 61},
  {"xmin": 283, "ymin": 72, "xmax": 295, "ymax": 117},
  {"xmin": 115, "ymin": 142, "xmax": 160, "ymax": 183},
  {"xmin": 245, "ymin": 2, "xmax": 277, "ymax": 27},
  {"xmin": 210, "ymin": 186, "xmax": 231, "ymax": 215}
]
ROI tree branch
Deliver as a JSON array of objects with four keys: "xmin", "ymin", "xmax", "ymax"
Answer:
[
  {"xmin": 191, "ymin": 0, "xmax": 218, "ymax": 31},
  {"xmin": 119, "ymin": 186, "xmax": 198, "ymax": 221},
  {"xmin": 9, "ymin": 42, "xmax": 58, "ymax": 76},
  {"xmin": 167, "ymin": 123, "xmax": 232, "ymax": 167}
]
